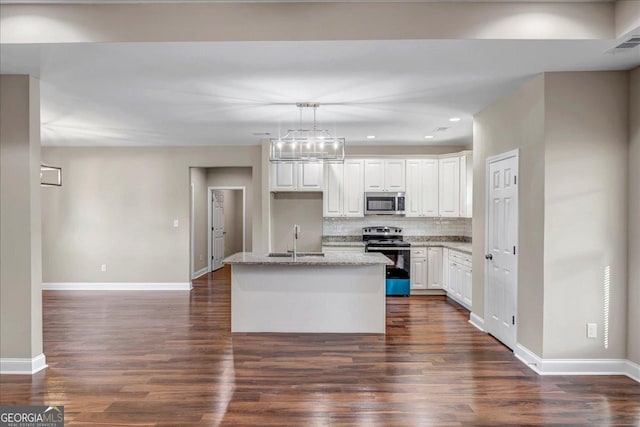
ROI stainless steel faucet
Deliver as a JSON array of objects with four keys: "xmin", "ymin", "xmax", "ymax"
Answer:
[{"xmin": 293, "ymin": 224, "xmax": 300, "ymax": 260}]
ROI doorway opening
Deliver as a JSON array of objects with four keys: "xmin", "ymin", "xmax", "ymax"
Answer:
[
  {"xmin": 190, "ymin": 167, "xmax": 251, "ymax": 280},
  {"xmin": 484, "ymin": 149, "xmax": 519, "ymax": 350},
  {"xmin": 208, "ymin": 187, "xmax": 246, "ymax": 271}
]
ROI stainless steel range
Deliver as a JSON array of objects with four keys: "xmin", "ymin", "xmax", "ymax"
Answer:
[{"xmin": 363, "ymin": 226, "xmax": 411, "ymax": 296}]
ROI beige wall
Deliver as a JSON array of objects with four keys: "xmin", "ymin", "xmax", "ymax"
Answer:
[
  {"xmin": 190, "ymin": 168, "xmax": 208, "ymax": 274},
  {"xmin": 629, "ymin": 66, "xmax": 640, "ymax": 365},
  {"xmin": 206, "ymin": 167, "xmax": 252, "ymax": 252},
  {"xmin": 543, "ymin": 72, "xmax": 629, "ymax": 359},
  {"xmin": 0, "ymin": 75, "xmax": 43, "ymax": 359},
  {"xmin": 41, "ymin": 146, "xmax": 263, "ymax": 284},
  {"xmin": 615, "ymin": 0, "xmax": 640, "ymax": 38},
  {"xmin": 271, "ymin": 193, "xmax": 323, "ymax": 253},
  {"xmin": 473, "ymin": 74, "xmax": 546, "ymax": 356},
  {"xmin": 0, "ymin": 2, "xmax": 615, "ymax": 44},
  {"xmin": 474, "ymin": 71, "xmax": 633, "ymax": 360}
]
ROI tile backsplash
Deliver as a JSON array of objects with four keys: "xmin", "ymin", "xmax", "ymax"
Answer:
[{"xmin": 323, "ymin": 216, "xmax": 472, "ymax": 238}]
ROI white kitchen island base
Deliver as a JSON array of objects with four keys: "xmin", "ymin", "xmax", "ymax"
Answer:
[{"xmin": 225, "ymin": 252, "xmax": 389, "ymax": 334}]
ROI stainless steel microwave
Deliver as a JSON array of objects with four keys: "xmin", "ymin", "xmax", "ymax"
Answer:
[{"xmin": 364, "ymin": 192, "xmax": 406, "ymax": 215}]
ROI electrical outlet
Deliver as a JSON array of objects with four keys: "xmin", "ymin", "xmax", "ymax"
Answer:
[
  {"xmin": 101, "ymin": 264, "xmax": 107, "ymax": 272},
  {"xmin": 587, "ymin": 323, "xmax": 597, "ymax": 338}
]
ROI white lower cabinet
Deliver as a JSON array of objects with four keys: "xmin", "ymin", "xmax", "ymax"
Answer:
[
  {"xmin": 447, "ymin": 250, "xmax": 472, "ymax": 310},
  {"xmin": 410, "ymin": 247, "xmax": 427, "ymax": 290},
  {"xmin": 427, "ymin": 247, "xmax": 443, "ymax": 289},
  {"xmin": 462, "ymin": 266, "xmax": 473, "ymax": 307},
  {"xmin": 442, "ymin": 248, "xmax": 449, "ymax": 291}
]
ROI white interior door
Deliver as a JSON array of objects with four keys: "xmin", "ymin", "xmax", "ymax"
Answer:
[
  {"xmin": 212, "ymin": 193, "xmax": 225, "ymax": 271},
  {"xmin": 485, "ymin": 151, "xmax": 519, "ymax": 350}
]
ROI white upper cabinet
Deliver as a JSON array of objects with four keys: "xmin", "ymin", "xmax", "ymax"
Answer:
[
  {"xmin": 323, "ymin": 163, "xmax": 343, "ymax": 217},
  {"xmin": 323, "ymin": 159, "xmax": 364, "ymax": 218},
  {"xmin": 364, "ymin": 159, "xmax": 405, "ymax": 192},
  {"xmin": 438, "ymin": 156, "xmax": 460, "ymax": 217},
  {"xmin": 297, "ymin": 163, "xmax": 323, "ymax": 191},
  {"xmin": 405, "ymin": 160, "xmax": 422, "ymax": 217},
  {"xmin": 422, "ymin": 159, "xmax": 439, "ymax": 216},
  {"xmin": 363, "ymin": 159, "xmax": 385, "ymax": 191},
  {"xmin": 270, "ymin": 162, "xmax": 323, "ymax": 192},
  {"xmin": 321, "ymin": 153, "xmax": 470, "ymax": 218},
  {"xmin": 343, "ymin": 159, "xmax": 365, "ymax": 217},
  {"xmin": 405, "ymin": 159, "xmax": 439, "ymax": 217},
  {"xmin": 385, "ymin": 159, "xmax": 406, "ymax": 192},
  {"xmin": 271, "ymin": 162, "xmax": 296, "ymax": 191}
]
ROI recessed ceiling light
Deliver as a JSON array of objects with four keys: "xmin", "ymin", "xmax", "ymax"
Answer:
[
  {"xmin": 449, "ymin": 117, "xmax": 461, "ymax": 122},
  {"xmin": 424, "ymin": 135, "xmax": 434, "ymax": 139},
  {"xmin": 366, "ymin": 135, "xmax": 376, "ymax": 139}
]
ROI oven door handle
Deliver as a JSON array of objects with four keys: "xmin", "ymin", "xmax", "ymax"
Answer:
[{"xmin": 366, "ymin": 247, "xmax": 409, "ymax": 251}]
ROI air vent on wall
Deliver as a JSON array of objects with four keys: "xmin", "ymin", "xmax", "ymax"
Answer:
[{"xmin": 612, "ymin": 36, "xmax": 640, "ymax": 50}]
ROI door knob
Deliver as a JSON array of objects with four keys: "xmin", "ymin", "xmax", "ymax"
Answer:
[{"xmin": 485, "ymin": 254, "xmax": 493, "ymax": 260}]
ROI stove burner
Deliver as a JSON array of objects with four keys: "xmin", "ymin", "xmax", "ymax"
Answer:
[{"xmin": 362, "ymin": 226, "xmax": 406, "ymax": 246}]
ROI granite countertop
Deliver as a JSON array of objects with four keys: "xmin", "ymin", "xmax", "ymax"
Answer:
[
  {"xmin": 322, "ymin": 236, "xmax": 472, "ymax": 255},
  {"xmin": 321, "ymin": 241, "xmax": 366, "ymax": 247},
  {"xmin": 409, "ymin": 241, "xmax": 472, "ymax": 255},
  {"xmin": 224, "ymin": 252, "xmax": 393, "ymax": 266}
]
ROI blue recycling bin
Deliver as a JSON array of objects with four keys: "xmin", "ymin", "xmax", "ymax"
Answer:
[{"xmin": 386, "ymin": 278, "xmax": 410, "ymax": 296}]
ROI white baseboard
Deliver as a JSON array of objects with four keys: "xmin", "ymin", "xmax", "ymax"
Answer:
[
  {"xmin": 468, "ymin": 312, "xmax": 485, "ymax": 332},
  {"xmin": 192, "ymin": 267, "xmax": 209, "ymax": 280},
  {"xmin": 410, "ymin": 289, "xmax": 446, "ymax": 296},
  {"xmin": 0, "ymin": 353, "xmax": 47, "ymax": 375},
  {"xmin": 514, "ymin": 343, "xmax": 544, "ymax": 374},
  {"xmin": 42, "ymin": 282, "xmax": 192, "ymax": 291},
  {"xmin": 515, "ymin": 343, "xmax": 639, "ymax": 383},
  {"xmin": 445, "ymin": 293, "xmax": 471, "ymax": 311},
  {"xmin": 625, "ymin": 360, "xmax": 640, "ymax": 383}
]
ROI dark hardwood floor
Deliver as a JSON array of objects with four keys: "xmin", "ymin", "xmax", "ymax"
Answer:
[{"xmin": 1, "ymin": 265, "xmax": 639, "ymax": 426}]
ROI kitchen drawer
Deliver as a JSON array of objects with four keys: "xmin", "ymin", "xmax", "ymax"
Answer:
[
  {"xmin": 411, "ymin": 248, "xmax": 427, "ymax": 258},
  {"xmin": 450, "ymin": 250, "xmax": 472, "ymax": 268}
]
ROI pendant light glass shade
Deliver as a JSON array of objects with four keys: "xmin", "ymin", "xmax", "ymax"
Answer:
[{"xmin": 269, "ymin": 103, "xmax": 345, "ymax": 163}]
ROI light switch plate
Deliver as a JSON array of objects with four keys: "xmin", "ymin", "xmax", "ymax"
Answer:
[
  {"xmin": 587, "ymin": 323, "xmax": 597, "ymax": 338},
  {"xmin": 173, "ymin": 219, "xmax": 179, "ymax": 228}
]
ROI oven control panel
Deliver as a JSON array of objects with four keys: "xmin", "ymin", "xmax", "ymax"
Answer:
[{"xmin": 362, "ymin": 227, "xmax": 402, "ymax": 235}]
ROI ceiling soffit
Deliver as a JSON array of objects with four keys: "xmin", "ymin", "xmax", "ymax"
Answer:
[{"xmin": 0, "ymin": 2, "xmax": 616, "ymax": 44}]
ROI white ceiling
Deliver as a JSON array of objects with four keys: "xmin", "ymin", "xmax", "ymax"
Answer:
[{"xmin": 1, "ymin": 39, "xmax": 638, "ymax": 147}]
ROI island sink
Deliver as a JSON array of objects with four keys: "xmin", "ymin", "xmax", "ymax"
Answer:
[{"xmin": 267, "ymin": 252, "xmax": 325, "ymax": 258}]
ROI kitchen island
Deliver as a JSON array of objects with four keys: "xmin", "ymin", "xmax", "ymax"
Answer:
[{"xmin": 223, "ymin": 252, "xmax": 391, "ymax": 334}]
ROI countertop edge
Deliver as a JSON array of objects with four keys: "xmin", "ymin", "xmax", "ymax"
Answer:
[{"xmin": 224, "ymin": 252, "xmax": 393, "ymax": 266}]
